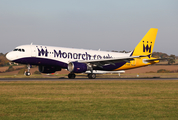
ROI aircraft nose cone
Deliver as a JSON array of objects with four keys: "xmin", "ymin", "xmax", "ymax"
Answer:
[{"xmin": 6, "ymin": 52, "xmax": 15, "ymax": 61}]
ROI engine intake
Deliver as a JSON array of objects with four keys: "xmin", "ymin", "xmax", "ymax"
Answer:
[{"xmin": 68, "ymin": 62, "xmax": 88, "ymax": 73}]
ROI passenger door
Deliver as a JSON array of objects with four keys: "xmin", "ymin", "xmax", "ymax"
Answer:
[{"xmin": 31, "ymin": 45, "xmax": 36, "ymax": 57}]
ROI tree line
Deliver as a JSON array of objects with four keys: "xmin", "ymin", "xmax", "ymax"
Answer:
[
  {"xmin": 0, "ymin": 53, "xmax": 9, "ymax": 67},
  {"xmin": 152, "ymin": 52, "xmax": 176, "ymax": 65}
]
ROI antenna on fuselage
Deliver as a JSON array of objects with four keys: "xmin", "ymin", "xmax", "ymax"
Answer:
[{"xmin": 31, "ymin": 43, "xmax": 33, "ymax": 45}]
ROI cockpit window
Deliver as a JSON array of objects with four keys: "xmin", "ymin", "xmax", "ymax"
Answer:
[{"xmin": 13, "ymin": 48, "xmax": 25, "ymax": 52}]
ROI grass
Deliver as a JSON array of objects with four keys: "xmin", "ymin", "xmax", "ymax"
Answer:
[{"xmin": 0, "ymin": 80, "xmax": 178, "ymax": 119}]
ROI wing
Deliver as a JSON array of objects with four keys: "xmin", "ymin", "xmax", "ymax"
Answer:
[{"xmin": 75, "ymin": 56, "xmax": 145, "ymax": 68}]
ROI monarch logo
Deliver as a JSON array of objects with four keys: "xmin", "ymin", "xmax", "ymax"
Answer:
[
  {"xmin": 37, "ymin": 46, "xmax": 48, "ymax": 57},
  {"xmin": 143, "ymin": 41, "xmax": 152, "ymax": 53}
]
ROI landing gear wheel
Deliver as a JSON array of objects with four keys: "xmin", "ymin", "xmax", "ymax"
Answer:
[
  {"xmin": 26, "ymin": 72, "xmax": 31, "ymax": 76},
  {"xmin": 88, "ymin": 73, "xmax": 96, "ymax": 79},
  {"xmin": 68, "ymin": 73, "xmax": 76, "ymax": 79}
]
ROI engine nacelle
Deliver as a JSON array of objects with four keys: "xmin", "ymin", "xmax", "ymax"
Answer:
[
  {"xmin": 68, "ymin": 62, "xmax": 88, "ymax": 73},
  {"xmin": 38, "ymin": 66, "xmax": 61, "ymax": 73}
]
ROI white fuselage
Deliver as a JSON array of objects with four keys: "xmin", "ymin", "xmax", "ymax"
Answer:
[{"xmin": 7, "ymin": 44, "xmax": 131, "ymax": 67}]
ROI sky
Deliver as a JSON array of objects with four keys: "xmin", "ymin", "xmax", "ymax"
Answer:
[{"xmin": 0, "ymin": 0, "xmax": 178, "ymax": 55}]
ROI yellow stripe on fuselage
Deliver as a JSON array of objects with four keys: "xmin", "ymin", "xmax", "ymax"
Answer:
[{"xmin": 114, "ymin": 57, "xmax": 159, "ymax": 71}]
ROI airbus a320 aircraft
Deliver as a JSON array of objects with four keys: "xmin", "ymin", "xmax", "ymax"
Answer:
[{"xmin": 6, "ymin": 28, "xmax": 160, "ymax": 79}]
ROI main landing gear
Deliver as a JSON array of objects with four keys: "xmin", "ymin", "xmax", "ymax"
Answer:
[
  {"xmin": 88, "ymin": 73, "xmax": 96, "ymax": 79},
  {"xmin": 68, "ymin": 73, "xmax": 96, "ymax": 79},
  {"xmin": 68, "ymin": 73, "xmax": 76, "ymax": 79},
  {"xmin": 88, "ymin": 69, "xmax": 96, "ymax": 79},
  {"xmin": 25, "ymin": 65, "xmax": 31, "ymax": 76}
]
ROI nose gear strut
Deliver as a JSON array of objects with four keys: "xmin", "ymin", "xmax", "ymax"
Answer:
[{"xmin": 25, "ymin": 64, "xmax": 31, "ymax": 76}]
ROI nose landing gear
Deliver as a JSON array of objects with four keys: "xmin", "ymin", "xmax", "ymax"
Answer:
[{"xmin": 25, "ymin": 65, "xmax": 31, "ymax": 76}]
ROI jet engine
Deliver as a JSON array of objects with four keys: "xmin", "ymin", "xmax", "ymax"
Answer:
[
  {"xmin": 68, "ymin": 62, "xmax": 88, "ymax": 73},
  {"xmin": 38, "ymin": 66, "xmax": 61, "ymax": 73}
]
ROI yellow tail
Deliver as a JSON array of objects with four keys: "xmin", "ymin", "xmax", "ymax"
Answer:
[{"xmin": 131, "ymin": 28, "xmax": 158, "ymax": 56}]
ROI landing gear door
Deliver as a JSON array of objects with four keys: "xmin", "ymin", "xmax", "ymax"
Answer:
[{"xmin": 31, "ymin": 45, "xmax": 36, "ymax": 57}]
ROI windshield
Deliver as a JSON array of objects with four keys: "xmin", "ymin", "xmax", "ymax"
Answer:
[{"xmin": 13, "ymin": 48, "xmax": 25, "ymax": 52}]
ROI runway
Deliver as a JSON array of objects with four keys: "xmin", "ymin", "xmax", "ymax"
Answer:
[{"xmin": 0, "ymin": 78, "xmax": 178, "ymax": 81}]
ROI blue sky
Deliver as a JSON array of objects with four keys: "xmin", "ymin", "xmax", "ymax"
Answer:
[{"xmin": 0, "ymin": 0, "xmax": 178, "ymax": 55}]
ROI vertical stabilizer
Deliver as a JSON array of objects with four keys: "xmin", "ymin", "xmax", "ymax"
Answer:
[{"xmin": 131, "ymin": 28, "xmax": 158, "ymax": 56}]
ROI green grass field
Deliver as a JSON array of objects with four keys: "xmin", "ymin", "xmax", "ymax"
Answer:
[{"xmin": 0, "ymin": 80, "xmax": 178, "ymax": 120}]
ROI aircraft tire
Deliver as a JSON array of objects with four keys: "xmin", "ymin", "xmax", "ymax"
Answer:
[
  {"xmin": 88, "ymin": 73, "xmax": 96, "ymax": 79},
  {"xmin": 26, "ymin": 72, "xmax": 31, "ymax": 76},
  {"xmin": 68, "ymin": 73, "xmax": 76, "ymax": 79}
]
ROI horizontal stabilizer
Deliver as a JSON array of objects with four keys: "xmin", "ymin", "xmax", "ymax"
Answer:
[{"xmin": 145, "ymin": 58, "xmax": 167, "ymax": 62}]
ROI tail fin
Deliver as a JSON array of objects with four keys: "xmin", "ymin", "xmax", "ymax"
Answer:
[{"xmin": 131, "ymin": 28, "xmax": 158, "ymax": 56}]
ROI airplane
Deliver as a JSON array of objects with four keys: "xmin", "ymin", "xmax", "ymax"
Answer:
[{"xmin": 6, "ymin": 28, "xmax": 159, "ymax": 79}]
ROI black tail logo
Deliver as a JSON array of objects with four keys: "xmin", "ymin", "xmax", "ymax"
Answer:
[{"xmin": 143, "ymin": 41, "xmax": 152, "ymax": 53}]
